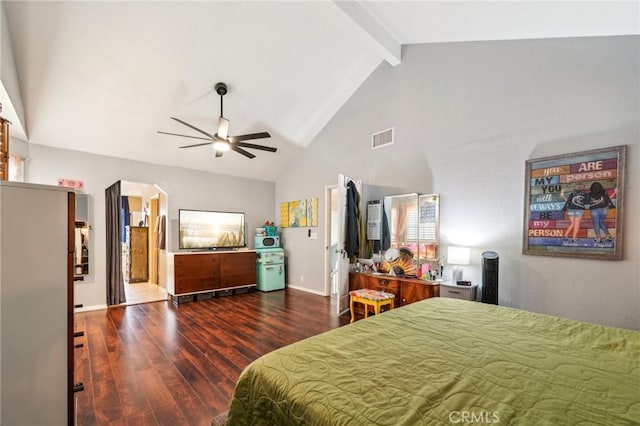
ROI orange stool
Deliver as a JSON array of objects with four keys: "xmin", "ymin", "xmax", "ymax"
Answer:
[{"xmin": 349, "ymin": 289, "xmax": 395, "ymax": 323}]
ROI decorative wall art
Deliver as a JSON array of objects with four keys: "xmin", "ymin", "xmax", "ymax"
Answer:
[
  {"xmin": 289, "ymin": 199, "xmax": 307, "ymax": 227},
  {"xmin": 279, "ymin": 197, "xmax": 319, "ymax": 228},
  {"xmin": 523, "ymin": 145, "xmax": 626, "ymax": 260},
  {"xmin": 307, "ymin": 197, "xmax": 318, "ymax": 227},
  {"xmin": 280, "ymin": 202, "xmax": 289, "ymax": 228}
]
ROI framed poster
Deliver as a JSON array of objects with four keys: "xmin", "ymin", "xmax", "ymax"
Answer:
[{"xmin": 523, "ymin": 145, "xmax": 626, "ymax": 260}]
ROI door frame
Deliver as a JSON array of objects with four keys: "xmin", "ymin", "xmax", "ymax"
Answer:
[
  {"xmin": 107, "ymin": 181, "xmax": 168, "ymax": 305},
  {"xmin": 323, "ymin": 184, "xmax": 339, "ymax": 296},
  {"xmin": 148, "ymin": 196, "xmax": 160, "ymax": 284},
  {"xmin": 336, "ymin": 174, "xmax": 362, "ymax": 316}
]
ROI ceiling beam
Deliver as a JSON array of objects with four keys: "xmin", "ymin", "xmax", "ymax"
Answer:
[{"xmin": 333, "ymin": 1, "xmax": 401, "ymax": 66}]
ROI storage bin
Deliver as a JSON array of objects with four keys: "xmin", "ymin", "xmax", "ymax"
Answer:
[
  {"xmin": 265, "ymin": 226, "xmax": 278, "ymax": 236},
  {"xmin": 196, "ymin": 292, "xmax": 213, "ymax": 301}
]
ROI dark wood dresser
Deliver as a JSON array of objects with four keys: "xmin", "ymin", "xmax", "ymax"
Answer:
[
  {"xmin": 349, "ymin": 272, "xmax": 440, "ymax": 309},
  {"xmin": 169, "ymin": 251, "xmax": 257, "ymax": 304}
]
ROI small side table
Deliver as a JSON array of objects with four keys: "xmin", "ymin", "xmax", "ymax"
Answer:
[
  {"xmin": 349, "ymin": 289, "xmax": 395, "ymax": 323},
  {"xmin": 439, "ymin": 282, "xmax": 477, "ymax": 301}
]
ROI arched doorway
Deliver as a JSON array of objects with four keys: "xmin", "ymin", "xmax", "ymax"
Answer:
[{"xmin": 105, "ymin": 180, "xmax": 168, "ymax": 306}]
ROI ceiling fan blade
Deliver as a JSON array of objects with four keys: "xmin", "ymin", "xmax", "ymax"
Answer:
[
  {"xmin": 157, "ymin": 131, "xmax": 213, "ymax": 142},
  {"xmin": 215, "ymin": 150, "xmax": 224, "ymax": 158},
  {"xmin": 178, "ymin": 142, "xmax": 214, "ymax": 149},
  {"xmin": 218, "ymin": 117, "xmax": 230, "ymax": 140},
  {"xmin": 170, "ymin": 117, "xmax": 217, "ymax": 140},
  {"xmin": 231, "ymin": 145, "xmax": 256, "ymax": 159},
  {"xmin": 228, "ymin": 132, "xmax": 271, "ymax": 143},
  {"xmin": 236, "ymin": 142, "xmax": 277, "ymax": 152}
]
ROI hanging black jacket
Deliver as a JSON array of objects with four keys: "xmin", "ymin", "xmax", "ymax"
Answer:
[{"xmin": 346, "ymin": 180, "xmax": 359, "ymax": 258}]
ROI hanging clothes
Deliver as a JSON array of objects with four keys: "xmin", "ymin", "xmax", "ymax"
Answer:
[
  {"xmin": 358, "ymin": 195, "xmax": 371, "ymax": 259},
  {"xmin": 121, "ymin": 196, "xmax": 130, "ymax": 243},
  {"xmin": 381, "ymin": 199, "xmax": 391, "ymax": 250},
  {"xmin": 346, "ymin": 180, "xmax": 360, "ymax": 258}
]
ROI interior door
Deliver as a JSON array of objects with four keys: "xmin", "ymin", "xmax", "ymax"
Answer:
[{"xmin": 336, "ymin": 173, "xmax": 362, "ymax": 315}]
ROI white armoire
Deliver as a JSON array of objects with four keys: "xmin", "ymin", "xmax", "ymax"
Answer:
[{"xmin": 0, "ymin": 181, "xmax": 75, "ymax": 425}]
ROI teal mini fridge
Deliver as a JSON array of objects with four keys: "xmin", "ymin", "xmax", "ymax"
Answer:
[{"xmin": 256, "ymin": 248, "xmax": 285, "ymax": 291}]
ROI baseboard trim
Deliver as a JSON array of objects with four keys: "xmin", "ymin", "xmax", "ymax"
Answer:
[
  {"xmin": 75, "ymin": 304, "xmax": 108, "ymax": 313},
  {"xmin": 287, "ymin": 285, "xmax": 328, "ymax": 297}
]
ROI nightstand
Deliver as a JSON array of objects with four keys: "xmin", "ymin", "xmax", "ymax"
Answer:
[{"xmin": 440, "ymin": 282, "xmax": 477, "ymax": 301}]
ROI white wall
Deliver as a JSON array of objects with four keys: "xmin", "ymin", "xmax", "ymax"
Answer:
[
  {"xmin": 276, "ymin": 36, "xmax": 639, "ymax": 330},
  {"xmin": 0, "ymin": 2, "xmax": 26, "ymax": 138},
  {"xmin": 14, "ymin": 142, "xmax": 275, "ymax": 309}
]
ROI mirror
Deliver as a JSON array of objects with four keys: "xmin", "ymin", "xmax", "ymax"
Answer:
[
  {"xmin": 418, "ymin": 194, "xmax": 439, "ymax": 262},
  {"xmin": 74, "ymin": 194, "xmax": 90, "ymax": 279},
  {"xmin": 384, "ymin": 193, "xmax": 418, "ymax": 250},
  {"xmin": 375, "ymin": 193, "xmax": 440, "ymax": 278}
]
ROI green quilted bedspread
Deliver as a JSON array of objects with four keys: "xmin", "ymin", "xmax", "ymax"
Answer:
[{"xmin": 226, "ymin": 297, "xmax": 640, "ymax": 425}]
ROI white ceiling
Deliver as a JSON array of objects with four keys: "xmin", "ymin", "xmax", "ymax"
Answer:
[{"xmin": 5, "ymin": 1, "xmax": 638, "ymax": 182}]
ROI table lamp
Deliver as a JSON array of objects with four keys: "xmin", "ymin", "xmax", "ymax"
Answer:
[{"xmin": 447, "ymin": 246, "xmax": 470, "ymax": 282}]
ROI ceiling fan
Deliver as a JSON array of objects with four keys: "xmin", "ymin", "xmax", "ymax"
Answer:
[{"xmin": 157, "ymin": 82, "xmax": 276, "ymax": 159}]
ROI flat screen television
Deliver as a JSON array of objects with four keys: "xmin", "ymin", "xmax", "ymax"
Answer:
[{"xmin": 179, "ymin": 209, "xmax": 246, "ymax": 250}]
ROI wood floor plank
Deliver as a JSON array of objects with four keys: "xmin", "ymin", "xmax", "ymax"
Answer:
[
  {"xmin": 172, "ymin": 357, "xmax": 230, "ymax": 413},
  {"xmin": 141, "ymin": 323, "xmax": 229, "ymax": 416},
  {"xmin": 136, "ymin": 368, "xmax": 190, "ymax": 426},
  {"xmin": 123, "ymin": 408, "xmax": 159, "ymax": 426},
  {"xmin": 75, "ymin": 288, "xmax": 350, "ymax": 424},
  {"xmin": 106, "ymin": 350, "xmax": 154, "ymax": 420},
  {"xmin": 116, "ymin": 305, "xmax": 215, "ymax": 424},
  {"xmin": 152, "ymin": 359, "xmax": 214, "ymax": 426},
  {"xmin": 151, "ymin": 314, "xmax": 241, "ymax": 395},
  {"xmin": 85, "ymin": 313, "xmax": 125, "ymax": 425},
  {"xmin": 127, "ymin": 302, "xmax": 230, "ymax": 422}
]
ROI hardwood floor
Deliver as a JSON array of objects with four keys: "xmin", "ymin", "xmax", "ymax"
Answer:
[{"xmin": 74, "ymin": 288, "xmax": 350, "ymax": 425}]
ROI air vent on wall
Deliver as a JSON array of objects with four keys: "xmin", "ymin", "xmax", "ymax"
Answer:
[{"xmin": 371, "ymin": 128, "xmax": 394, "ymax": 149}]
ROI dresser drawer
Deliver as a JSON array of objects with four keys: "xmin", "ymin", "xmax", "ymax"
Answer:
[
  {"xmin": 367, "ymin": 276, "xmax": 400, "ymax": 294},
  {"xmin": 401, "ymin": 281, "xmax": 439, "ymax": 305},
  {"xmin": 440, "ymin": 284, "xmax": 476, "ymax": 301},
  {"xmin": 175, "ymin": 277, "xmax": 218, "ymax": 294}
]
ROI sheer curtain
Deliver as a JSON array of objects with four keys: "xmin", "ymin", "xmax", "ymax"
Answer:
[
  {"xmin": 393, "ymin": 204, "xmax": 408, "ymax": 245},
  {"xmin": 105, "ymin": 181, "xmax": 126, "ymax": 305},
  {"xmin": 8, "ymin": 154, "xmax": 24, "ymax": 182}
]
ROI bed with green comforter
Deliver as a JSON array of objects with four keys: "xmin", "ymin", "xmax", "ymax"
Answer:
[{"xmin": 226, "ymin": 297, "xmax": 639, "ymax": 425}]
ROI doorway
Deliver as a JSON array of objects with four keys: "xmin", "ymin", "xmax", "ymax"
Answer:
[
  {"xmin": 118, "ymin": 180, "xmax": 167, "ymax": 305},
  {"xmin": 324, "ymin": 174, "xmax": 362, "ymax": 316}
]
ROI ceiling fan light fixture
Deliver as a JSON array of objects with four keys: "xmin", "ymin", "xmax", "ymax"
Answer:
[
  {"xmin": 160, "ymin": 81, "xmax": 273, "ymax": 159},
  {"xmin": 213, "ymin": 140, "xmax": 231, "ymax": 152}
]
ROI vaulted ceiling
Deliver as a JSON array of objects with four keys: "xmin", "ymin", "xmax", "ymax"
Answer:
[{"xmin": 4, "ymin": 1, "xmax": 638, "ymax": 181}]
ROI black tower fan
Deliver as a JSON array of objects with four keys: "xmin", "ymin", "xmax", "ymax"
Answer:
[{"xmin": 481, "ymin": 251, "xmax": 499, "ymax": 304}]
